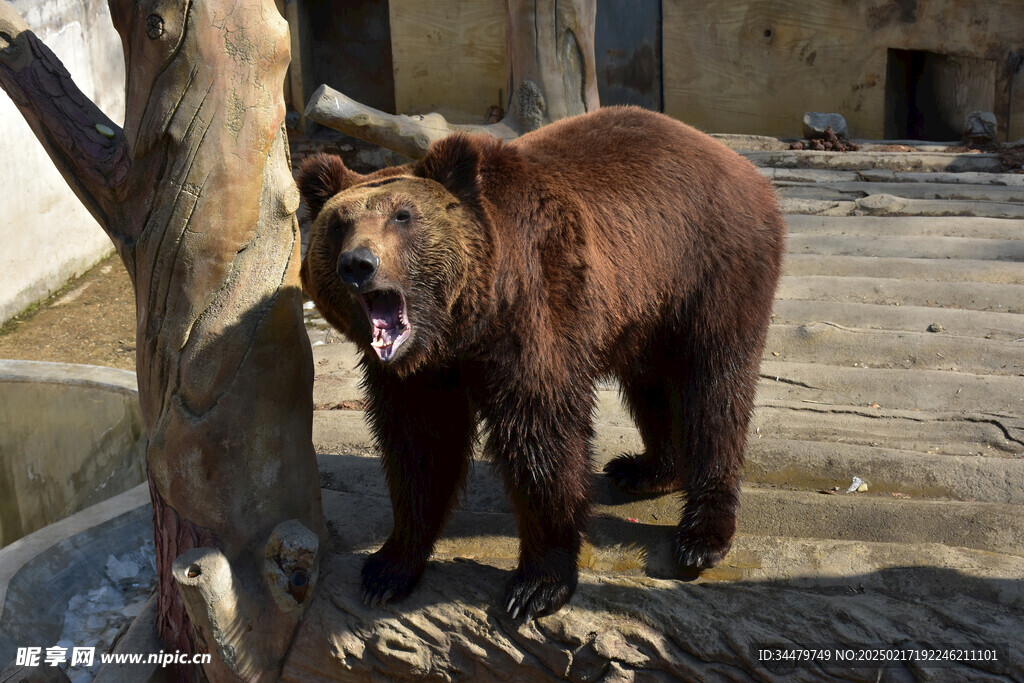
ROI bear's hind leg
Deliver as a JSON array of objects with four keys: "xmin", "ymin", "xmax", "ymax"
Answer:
[
  {"xmin": 361, "ymin": 364, "xmax": 476, "ymax": 606},
  {"xmin": 604, "ymin": 372, "xmax": 684, "ymax": 495},
  {"xmin": 672, "ymin": 330, "xmax": 762, "ymax": 570}
]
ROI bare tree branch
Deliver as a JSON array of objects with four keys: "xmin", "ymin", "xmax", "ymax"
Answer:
[
  {"xmin": 0, "ymin": 2, "xmax": 129, "ymax": 239},
  {"xmin": 305, "ymin": 84, "xmax": 518, "ymax": 160}
]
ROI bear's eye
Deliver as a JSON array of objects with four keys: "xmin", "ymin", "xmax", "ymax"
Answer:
[{"xmin": 394, "ymin": 209, "xmax": 411, "ymax": 224}]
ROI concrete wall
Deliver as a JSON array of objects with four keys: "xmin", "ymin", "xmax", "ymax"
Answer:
[
  {"xmin": 0, "ymin": 0, "xmax": 125, "ymax": 325},
  {"xmin": 662, "ymin": 0, "xmax": 1024, "ymax": 140},
  {"xmin": 0, "ymin": 361, "xmax": 146, "ymax": 550}
]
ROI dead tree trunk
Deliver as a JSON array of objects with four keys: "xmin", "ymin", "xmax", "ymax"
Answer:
[
  {"xmin": 305, "ymin": 0, "xmax": 599, "ymax": 158},
  {"xmin": 0, "ymin": 2, "xmax": 325, "ymax": 680}
]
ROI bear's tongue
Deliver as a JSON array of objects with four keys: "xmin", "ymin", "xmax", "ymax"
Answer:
[{"xmin": 364, "ymin": 290, "xmax": 409, "ymax": 362}]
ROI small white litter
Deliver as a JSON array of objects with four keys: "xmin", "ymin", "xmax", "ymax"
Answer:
[{"xmin": 846, "ymin": 476, "xmax": 868, "ymax": 493}]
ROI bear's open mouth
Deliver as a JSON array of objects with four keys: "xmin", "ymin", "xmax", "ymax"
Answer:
[{"xmin": 357, "ymin": 289, "xmax": 411, "ymax": 362}]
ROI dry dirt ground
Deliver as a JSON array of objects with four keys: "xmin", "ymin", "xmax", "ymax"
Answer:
[{"xmin": 0, "ymin": 254, "xmax": 136, "ymax": 371}]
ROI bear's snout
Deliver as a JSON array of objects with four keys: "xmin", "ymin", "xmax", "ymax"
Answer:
[{"xmin": 337, "ymin": 247, "xmax": 380, "ymax": 292}]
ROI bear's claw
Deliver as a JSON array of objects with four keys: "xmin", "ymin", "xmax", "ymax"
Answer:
[
  {"xmin": 676, "ymin": 538, "xmax": 731, "ymax": 569},
  {"xmin": 675, "ymin": 511, "xmax": 735, "ymax": 570},
  {"xmin": 502, "ymin": 568, "xmax": 577, "ymax": 621},
  {"xmin": 361, "ymin": 549, "xmax": 422, "ymax": 609}
]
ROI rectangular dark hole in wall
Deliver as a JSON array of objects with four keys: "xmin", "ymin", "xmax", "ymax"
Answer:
[
  {"xmin": 595, "ymin": 0, "xmax": 663, "ymax": 111},
  {"xmin": 305, "ymin": 0, "xmax": 395, "ymax": 114},
  {"xmin": 885, "ymin": 48, "xmax": 996, "ymax": 141}
]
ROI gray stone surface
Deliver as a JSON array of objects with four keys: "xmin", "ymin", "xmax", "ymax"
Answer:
[
  {"xmin": 280, "ymin": 478, "xmax": 1022, "ymax": 681},
  {"xmin": 780, "ymin": 193, "xmax": 1024, "ymax": 219},
  {"xmin": 785, "ymin": 214, "xmax": 1024, "ymax": 240},
  {"xmin": 710, "ymin": 133, "xmax": 790, "ymax": 151},
  {"xmin": 742, "ymin": 149, "xmax": 1004, "ymax": 172},
  {"xmin": 856, "ymin": 168, "xmax": 1024, "ymax": 186},
  {"xmin": 785, "ymin": 254, "xmax": 1024, "ymax": 285},
  {"xmin": 786, "ymin": 233, "xmax": 1024, "ymax": 261},
  {"xmin": 776, "ymin": 180, "xmax": 1024, "ymax": 203},
  {"xmin": 1, "ymin": 662, "xmax": 70, "ymax": 682},
  {"xmin": 771, "ymin": 298, "xmax": 1024, "ymax": 341},
  {"xmin": 766, "ymin": 321, "xmax": 1024, "ymax": 375},
  {"xmin": 761, "ymin": 166, "xmax": 1024, "ymax": 185},
  {"xmin": 802, "ymin": 111, "xmax": 849, "ymax": 139},
  {"xmin": 964, "ymin": 110, "xmax": 998, "ymax": 142},
  {"xmin": 778, "ymin": 275, "xmax": 1024, "ymax": 313}
]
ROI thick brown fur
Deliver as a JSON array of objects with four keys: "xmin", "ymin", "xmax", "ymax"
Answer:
[{"xmin": 297, "ymin": 107, "xmax": 786, "ymax": 619}]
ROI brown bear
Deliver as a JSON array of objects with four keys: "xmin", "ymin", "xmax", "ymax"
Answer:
[{"xmin": 297, "ymin": 106, "xmax": 785, "ymax": 620}]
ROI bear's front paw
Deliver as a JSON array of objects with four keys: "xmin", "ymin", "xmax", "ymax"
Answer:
[
  {"xmin": 361, "ymin": 548, "xmax": 424, "ymax": 608},
  {"xmin": 502, "ymin": 564, "xmax": 578, "ymax": 621}
]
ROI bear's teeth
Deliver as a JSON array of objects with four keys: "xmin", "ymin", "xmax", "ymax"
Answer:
[{"xmin": 371, "ymin": 326, "xmax": 396, "ymax": 349}]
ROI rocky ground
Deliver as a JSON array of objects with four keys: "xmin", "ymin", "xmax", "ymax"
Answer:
[{"xmin": 2, "ymin": 142, "xmax": 1022, "ymax": 680}]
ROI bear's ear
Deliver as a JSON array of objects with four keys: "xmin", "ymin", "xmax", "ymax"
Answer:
[
  {"xmin": 295, "ymin": 153, "xmax": 364, "ymax": 219},
  {"xmin": 415, "ymin": 134, "xmax": 486, "ymax": 213}
]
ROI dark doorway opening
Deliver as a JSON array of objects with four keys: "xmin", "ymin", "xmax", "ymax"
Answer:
[
  {"xmin": 301, "ymin": 0, "xmax": 395, "ymax": 115},
  {"xmin": 595, "ymin": 0, "xmax": 663, "ymax": 111},
  {"xmin": 884, "ymin": 48, "xmax": 996, "ymax": 140}
]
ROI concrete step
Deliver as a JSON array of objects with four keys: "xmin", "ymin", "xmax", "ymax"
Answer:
[
  {"xmin": 744, "ymin": 438, "xmax": 1024, "ymax": 504},
  {"xmin": 734, "ymin": 487, "xmax": 1024, "ymax": 556},
  {"xmin": 781, "ymin": 194, "xmax": 1024, "ymax": 218},
  {"xmin": 777, "ymin": 180, "xmax": 1024, "ymax": 203},
  {"xmin": 770, "ymin": 299, "xmax": 1024, "ymax": 341},
  {"xmin": 757, "ymin": 360, "xmax": 1023, "ymax": 414},
  {"xmin": 743, "ymin": 149, "xmax": 1004, "ymax": 172},
  {"xmin": 777, "ymin": 275, "xmax": 1024, "ymax": 313},
  {"xmin": 784, "ymin": 214, "xmax": 1024, "ymax": 240},
  {"xmin": 586, "ymin": 415, "xmax": 1024, "ymax": 500},
  {"xmin": 315, "ymin": 454, "xmax": 1024, "ymax": 557},
  {"xmin": 787, "ymin": 233, "xmax": 1024, "ymax": 261},
  {"xmin": 783, "ymin": 254, "xmax": 1024, "ymax": 285},
  {"xmin": 761, "ymin": 166, "xmax": 1024, "ymax": 186},
  {"xmin": 590, "ymin": 395, "xmax": 1024, "ymax": 458},
  {"xmin": 717, "ymin": 133, "xmax": 969, "ymax": 153},
  {"xmin": 313, "ymin": 396, "xmax": 1024, "ymax": 479},
  {"xmin": 766, "ymin": 322, "xmax": 1024, "ymax": 376},
  {"xmin": 752, "ymin": 400, "xmax": 1023, "ymax": 458},
  {"xmin": 313, "ymin": 393, "xmax": 1024, "ymax": 484}
]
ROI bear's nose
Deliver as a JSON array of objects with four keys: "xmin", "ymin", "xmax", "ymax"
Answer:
[{"xmin": 337, "ymin": 246, "xmax": 380, "ymax": 292}]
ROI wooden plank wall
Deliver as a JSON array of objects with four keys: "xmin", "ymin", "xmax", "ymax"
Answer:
[
  {"xmin": 389, "ymin": 0, "xmax": 506, "ymax": 123},
  {"xmin": 662, "ymin": 0, "xmax": 1024, "ymax": 139}
]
